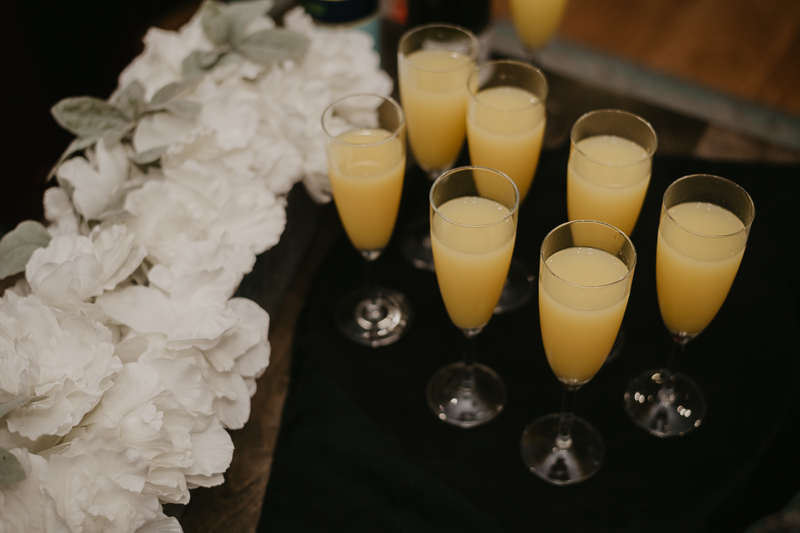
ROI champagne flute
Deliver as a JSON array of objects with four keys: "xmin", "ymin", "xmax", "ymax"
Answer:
[
  {"xmin": 508, "ymin": 0, "xmax": 570, "ymax": 59},
  {"xmin": 322, "ymin": 93, "xmax": 413, "ymax": 347},
  {"xmin": 466, "ymin": 59, "xmax": 548, "ymax": 313},
  {"xmin": 428, "ymin": 166, "xmax": 519, "ymax": 427},
  {"xmin": 397, "ymin": 23, "xmax": 480, "ymax": 272},
  {"xmin": 568, "ymin": 109, "xmax": 657, "ymax": 361},
  {"xmin": 624, "ymin": 174, "xmax": 755, "ymax": 437},
  {"xmin": 521, "ymin": 220, "xmax": 636, "ymax": 484}
]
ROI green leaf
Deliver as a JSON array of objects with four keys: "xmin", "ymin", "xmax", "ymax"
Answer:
[
  {"xmin": 149, "ymin": 80, "xmax": 196, "ymax": 107},
  {"xmin": 103, "ymin": 122, "xmax": 136, "ymax": 147},
  {"xmin": 163, "ymin": 99, "xmax": 202, "ymax": 120},
  {"xmin": 239, "ymin": 28, "xmax": 309, "ymax": 65},
  {"xmin": 51, "ymin": 97, "xmax": 133, "ymax": 139},
  {"xmin": 130, "ymin": 145, "xmax": 169, "ymax": 166},
  {"xmin": 182, "ymin": 51, "xmax": 208, "ymax": 80},
  {"xmin": 0, "ymin": 221, "xmax": 52, "ymax": 280},
  {"xmin": 0, "ymin": 395, "xmax": 47, "ymax": 420},
  {"xmin": 0, "ymin": 447, "xmax": 26, "ymax": 488},
  {"xmin": 111, "ymin": 80, "xmax": 147, "ymax": 120},
  {"xmin": 227, "ymin": 0, "xmax": 274, "ymax": 48},
  {"xmin": 202, "ymin": 0, "xmax": 230, "ymax": 47}
]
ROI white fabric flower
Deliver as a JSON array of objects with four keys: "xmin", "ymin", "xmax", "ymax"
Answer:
[
  {"xmin": 56, "ymin": 139, "xmax": 130, "ymax": 220},
  {"xmin": 0, "ymin": 294, "xmax": 121, "ymax": 444},
  {"xmin": 65, "ymin": 362, "xmax": 233, "ymax": 504},
  {"xmin": 42, "ymin": 187, "xmax": 80, "ymax": 237},
  {"xmin": 25, "ymin": 224, "xmax": 146, "ymax": 308},
  {"xmin": 123, "ymin": 162, "xmax": 286, "ymax": 269},
  {"xmin": 0, "ymin": 444, "xmax": 165, "ymax": 533}
]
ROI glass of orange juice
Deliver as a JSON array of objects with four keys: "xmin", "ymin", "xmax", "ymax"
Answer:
[
  {"xmin": 428, "ymin": 166, "xmax": 519, "ymax": 427},
  {"xmin": 624, "ymin": 174, "xmax": 755, "ymax": 437},
  {"xmin": 521, "ymin": 220, "xmax": 636, "ymax": 484},
  {"xmin": 467, "ymin": 59, "xmax": 548, "ymax": 313},
  {"xmin": 509, "ymin": 0, "xmax": 570, "ymax": 57},
  {"xmin": 397, "ymin": 23, "xmax": 480, "ymax": 272},
  {"xmin": 322, "ymin": 94, "xmax": 413, "ymax": 347}
]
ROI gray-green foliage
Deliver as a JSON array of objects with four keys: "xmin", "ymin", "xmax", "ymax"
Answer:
[
  {"xmin": 182, "ymin": 0, "xmax": 309, "ymax": 78},
  {"xmin": 49, "ymin": 79, "xmax": 200, "ymax": 179},
  {"xmin": 0, "ymin": 221, "xmax": 51, "ymax": 280},
  {"xmin": 0, "ymin": 447, "xmax": 26, "ymax": 488}
]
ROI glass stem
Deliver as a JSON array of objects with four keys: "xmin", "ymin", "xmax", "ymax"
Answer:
[
  {"xmin": 460, "ymin": 333, "xmax": 478, "ymax": 391},
  {"xmin": 556, "ymin": 384, "xmax": 578, "ymax": 450},
  {"xmin": 661, "ymin": 341, "xmax": 685, "ymax": 399}
]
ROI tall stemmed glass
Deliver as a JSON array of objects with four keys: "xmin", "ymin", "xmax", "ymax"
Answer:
[
  {"xmin": 397, "ymin": 24, "xmax": 480, "ymax": 272},
  {"xmin": 508, "ymin": 0, "xmax": 569, "ymax": 60},
  {"xmin": 624, "ymin": 174, "xmax": 755, "ymax": 437},
  {"xmin": 568, "ymin": 109, "xmax": 657, "ymax": 361},
  {"xmin": 322, "ymin": 94, "xmax": 413, "ymax": 347},
  {"xmin": 466, "ymin": 59, "xmax": 548, "ymax": 313},
  {"xmin": 428, "ymin": 166, "xmax": 519, "ymax": 427},
  {"xmin": 521, "ymin": 220, "xmax": 636, "ymax": 484}
]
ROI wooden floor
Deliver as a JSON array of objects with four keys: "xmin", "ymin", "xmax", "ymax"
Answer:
[{"xmin": 495, "ymin": 0, "xmax": 800, "ymax": 117}]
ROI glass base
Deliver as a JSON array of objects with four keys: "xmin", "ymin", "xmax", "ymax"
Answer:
[
  {"xmin": 493, "ymin": 258, "xmax": 535, "ymax": 314},
  {"xmin": 335, "ymin": 286, "xmax": 413, "ymax": 348},
  {"xmin": 520, "ymin": 413, "xmax": 605, "ymax": 485},
  {"xmin": 623, "ymin": 369, "xmax": 707, "ymax": 437},
  {"xmin": 401, "ymin": 216, "xmax": 435, "ymax": 272},
  {"xmin": 427, "ymin": 362, "xmax": 506, "ymax": 428}
]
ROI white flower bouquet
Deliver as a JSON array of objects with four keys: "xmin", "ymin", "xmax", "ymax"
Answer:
[{"xmin": 0, "ymin": 1, "xmax": 391, "ymax": 530}]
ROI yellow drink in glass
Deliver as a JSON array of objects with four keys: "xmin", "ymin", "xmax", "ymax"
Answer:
[
  {"xmin": 567, "ymin": 135, "xmax": 651, "ymax": 236},
  {"xmin": 399, "ymin": 48, "xmax": 475, "ymax": 173},
  {"xmin": 431, "ymin": 196, "xmax": 516, "ymax": 330},
  {"xmin": 328, "ymin": 128, "xmax": 406, "ymax": 252},
  {"xmin": 467, "ymin": 86, "xmax": 546, "ymax": 201},
  {"xmin": 656, "ymin": 201, "xmax": 746, "ymax": 337},
  {"xmin": 539, "ymin": 246, "xmax": 631, "ymax": 385},
  {"xmin": 509, "ymin": 0, "xmax": 569, "ymax": 51}
]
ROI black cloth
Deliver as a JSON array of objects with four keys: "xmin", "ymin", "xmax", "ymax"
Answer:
[{"xmin": 258, "ymin": 145, "xmax": 800, "ymax": 533}]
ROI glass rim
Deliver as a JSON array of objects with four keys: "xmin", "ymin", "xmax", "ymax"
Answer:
[
  {"xmin": 663, "ymin": 174, "xmax": 756, "ymax": 238},
  {"xmin": 430, "ymin": 165, "xmax": 520, "ymax": 228},
  {"xmin": 398, "ymin": 23, "xmax": 479, "ymax": 71},
  {"xmin": 467, "ymin": 59, "xmax": 549, "ymax": 110},
  {"xmin": 570, "ymin": 108, "xmax": 658, "ymax": 166},
  {"xmin": 540, "ymin": 219, "xmax": 637, "ymax": 289},
  {"xmin": 321, "ymin": 93, "xmax": 405, "ymax": 147}
]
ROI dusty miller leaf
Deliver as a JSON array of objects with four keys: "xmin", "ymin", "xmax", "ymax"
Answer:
[
  {"xmin": 163, "ymin": 99, "xmax": 201, "ymax": 120},
  {"xmin": 202, "ymin": 0, "xmax": 230, "ymax": 46},
  {"xmin": 130, "ymin": 145, "xmax": 169, "ymax": 166},
  {"xmin": 103, "ymin": 122, "xmax": 136, "ymax": 147},
  {"xmin": 0, "ymin": 221, "xmax": 52, "ymax": 280},
  {"xmin": 111, "ymin": 80, "xmax": 147, "ymax": 120},
  {"xmin": 227, "ymin": 0, "xmax": 274, "ymax": 48},
  {"xmin": 150, "ymin": 80, "xmax": 195, "ymax": 107},
  {"xmin": 239, "ymin": 28, "xmax": 309, "ymax": 65},
  {"xmin": 182, "ymin": 51, "xmax": 208, "ymax": 80},
  {"xmin": 52, "ymin": 97, "xmax": 132, "ymax": 139},
  {"xmin": 0, "ymin": 447, "xmax": 26, "ymax": 488},
  {"xmin": 0, "ymin": 395, "xmax": 47, "ymax": 420}
]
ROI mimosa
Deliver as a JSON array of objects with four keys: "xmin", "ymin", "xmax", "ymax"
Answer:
[
  {"xmin": 399, "ymin": 49, "xmax": 475, "ymax": 173},
  {"xmin": 432, "ymin": 196, "xmax": 516, "ymax": 329},
  {"xmin": 656, "ymin": 201, "xmax": 746, "ymax": 336},
  {"xmin": 328, "ymin": 128, "xmax": 405, "ymax": 252},
  {"xmin": 509, "ymin": 0, "xmax": 569, "ymax": 51},
  {"xmin": 467, "ymin": 86, "xmax": 546, "ymax": 201},
  {"xmin": 567, "ymin": 135, "xmax": 651, "ymax": 236},
  {"xmin": 539, "ymin": 247, "xmax": 631, "ymax": 384}
]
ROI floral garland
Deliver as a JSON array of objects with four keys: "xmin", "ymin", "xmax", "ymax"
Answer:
[{"xmin": 0, "ymin": 1, "xmax": 391, "ymax": 531}]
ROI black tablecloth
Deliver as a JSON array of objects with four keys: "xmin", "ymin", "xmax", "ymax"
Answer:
[{"xmin": 257, "ymin": 145, "xmax": 800, "ymax": 533}]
